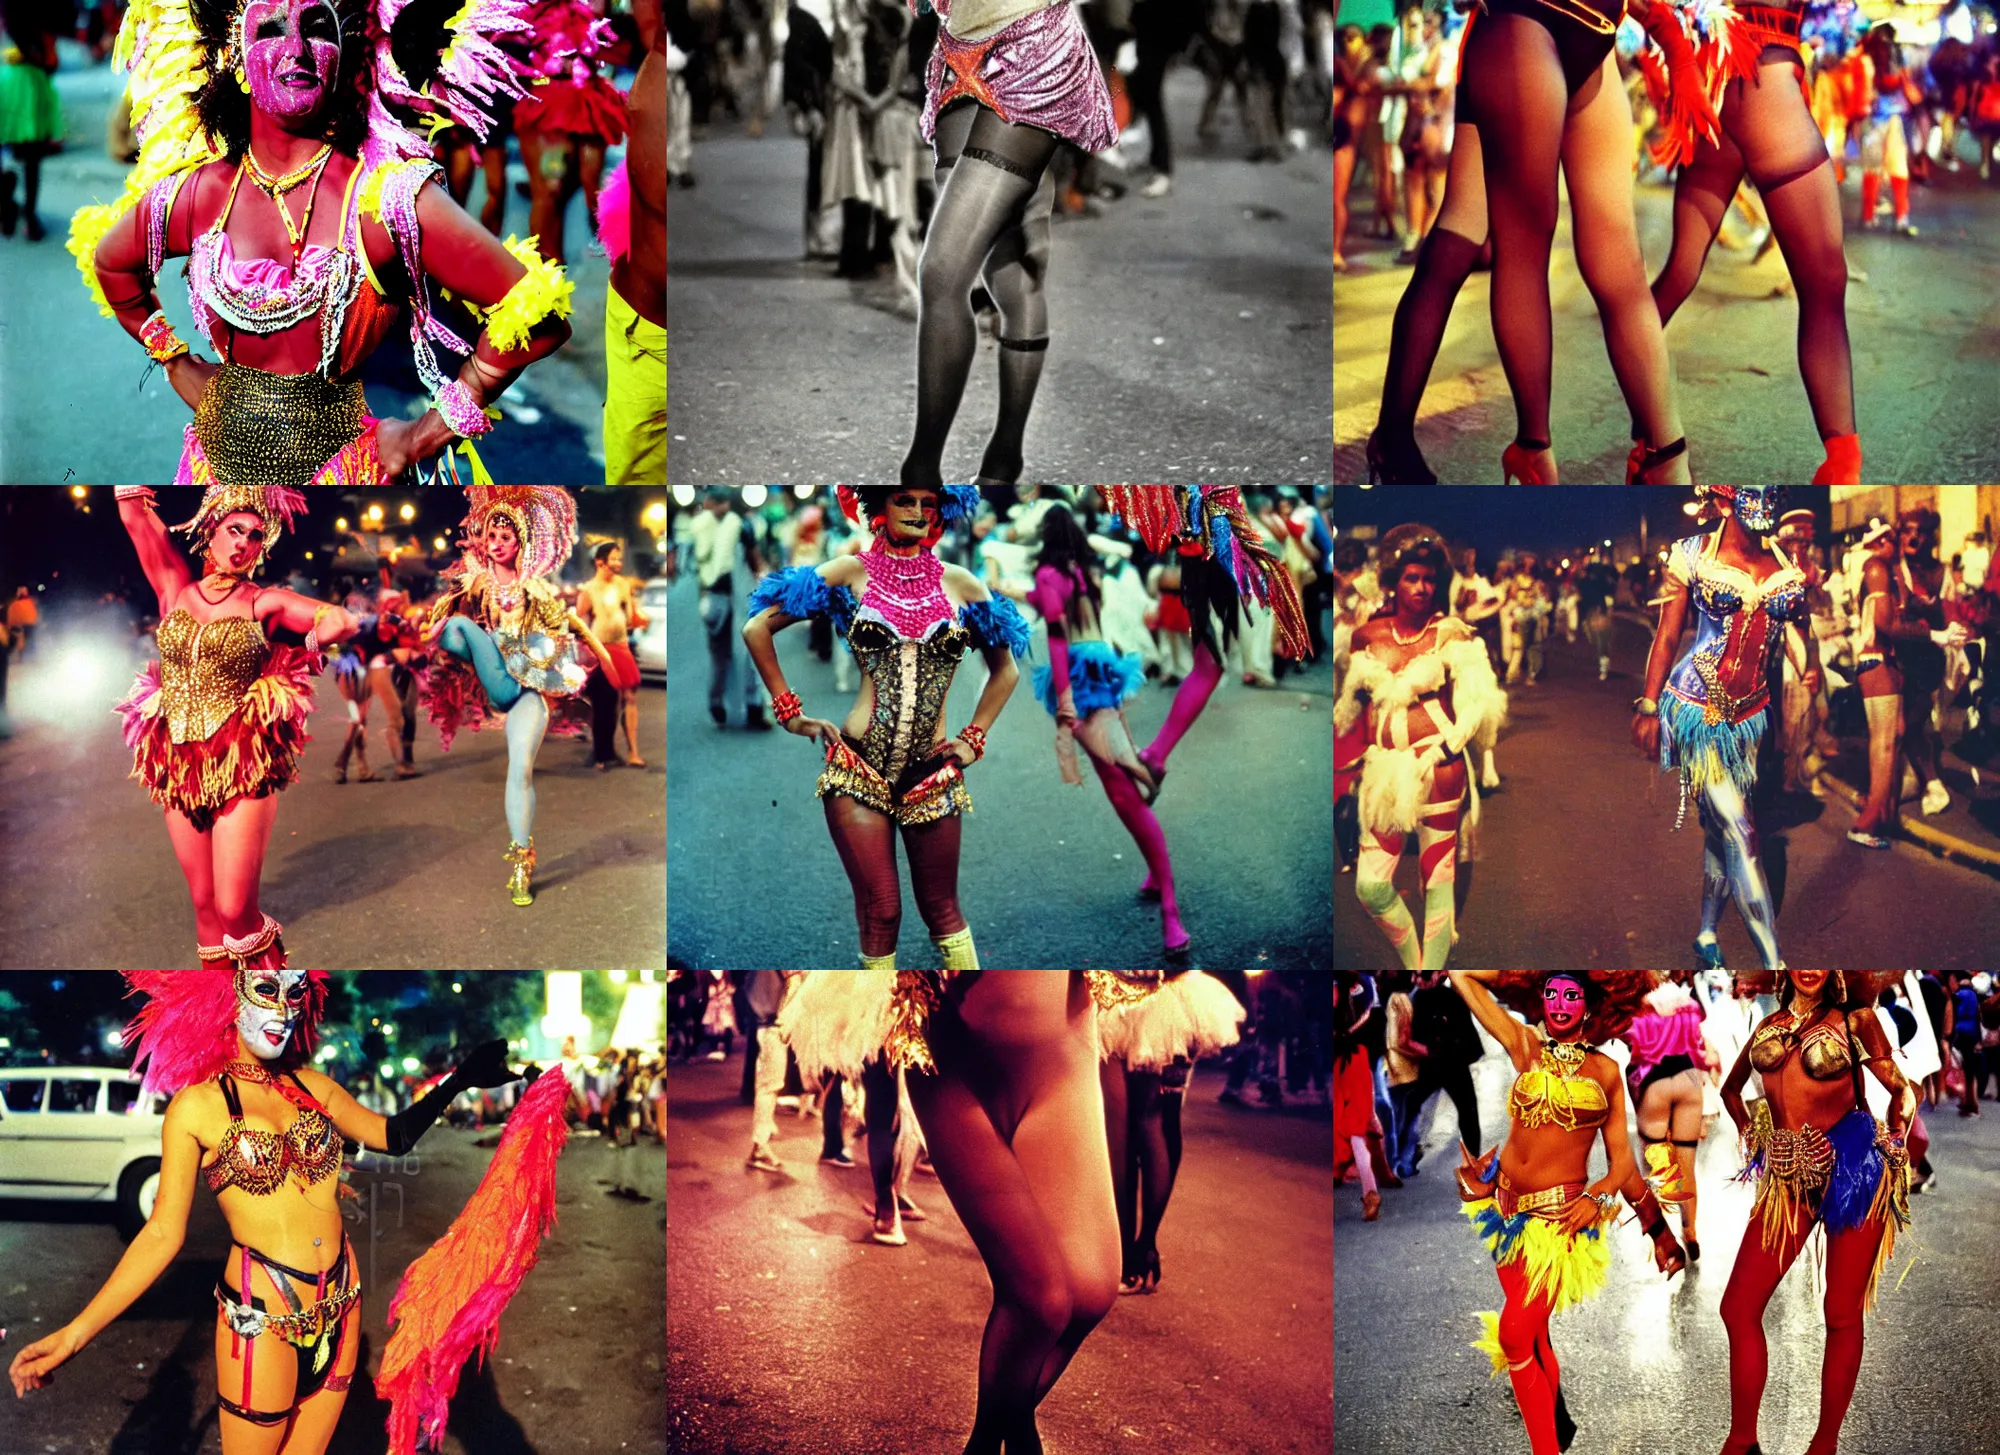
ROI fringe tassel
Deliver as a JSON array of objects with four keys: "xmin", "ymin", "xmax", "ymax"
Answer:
[
  {"xmin": 378, "ymin": 1067, "xmax": 571, "ymax": 1455},
  {"xmin": 1460, "ymin": 1198, "xmax": 1609, "ymax": 1317}
]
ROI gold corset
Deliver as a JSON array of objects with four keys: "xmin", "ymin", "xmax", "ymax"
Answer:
[
  {"xmin": 1508, "ymin": 1041, "xmax": 1609, "ymax": 1131},
  {"xmin": 847, "ymin": 617, "xmax": 972, "ymax": 782},
  {"xmin": 1747, "ymin": 1015, "xmax": 1854, "ymax": 1081},
  {"xmin": 156, "ymin": 610, "xmax": 270, "ymax": 743}
]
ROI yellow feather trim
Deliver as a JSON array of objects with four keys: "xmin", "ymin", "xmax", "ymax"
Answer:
[
  {"xmin": 467, "ymin": 237, "xmax": 575, "ymax": 354},
  {"xmin": 358, "ymin": 158, "xmax": 427, "ymax": 227},
  {"xmin": 1471, "ymin": 1311, "xmax": 1508, "ymax": 1377},
  {"xmin": 1461, "ymin": 1198, "xmax": 1611, "ymax": 1317}
]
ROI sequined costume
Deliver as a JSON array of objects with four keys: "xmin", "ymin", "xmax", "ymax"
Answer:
[
  {"xmin": 422, "ymin": 573, "xmax": 590, "ymax": 749},
  {"xmin": 782, "ymin": 968, "xmax": 1165, "ymax": 1081},
  {"xmin": 919, "ymin": 0, "xmax": 1116, "ymax": 155},
  {"xmin": 748, "ymin": 538, "xmax": 1032, "ymax": 828},
  {"xmin": 1096, "ymin": 969, "xmax": 1244, "ymax": 1071}
]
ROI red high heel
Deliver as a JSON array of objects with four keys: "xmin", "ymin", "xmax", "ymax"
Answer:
[
  {"xmin": 1811, "ymin": 434, "xmax": 1862, "ymax": 484},
  {"xmin": 1633, "ymin": 437, "xmax": 1689, "ymax": 484},
  {"xmin": 1501, "ymin": 438, "xmax": 1556, "ymax": 484}
]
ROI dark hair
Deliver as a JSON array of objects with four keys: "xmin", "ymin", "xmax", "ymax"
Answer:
[
  {"xmin": 593, "ymin": 541, "xmax": 620, "ymax": 564},
  {"xmin": 190, "ymin": 0, "xmax": 373, "ymax": 162},
  {"xmin": 1377, "ymin": 523, "xmax": 1454, "ymax": 601},
  {"xmin": 1035, "ymin": 503, "xmax": 1100, "ymax": 622}
]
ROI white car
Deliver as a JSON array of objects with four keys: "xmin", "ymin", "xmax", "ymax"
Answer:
[
  {"xmin": 634, "ymin": 577, "xmax": 668, "ymax": 682},
  {"xmin": 0, "ymin": 1066, "xmax": 170, "ymax": 1228}
]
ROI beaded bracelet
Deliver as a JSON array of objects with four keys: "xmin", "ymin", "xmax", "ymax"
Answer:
[
  {"xmin": 305, "ymin": 604, "xmax": 335, "ymax": 653},
  {"xmin": 138, "ymin": 310, "xmax": 190, "ymax": 365},
  {"xmin": 956, "ymin": 724, "xmax": 987, "ymax": 761},
  {"xmin": 771, "ymin": 690, "xmax": 803, "ymax": 725},
  {"xmin": 114, "ymin": 486, "xmax": 157, "ymax": 503},
  {"xmin": 435, "ymin": 378, "xmax": 495, "ymax": 439}
]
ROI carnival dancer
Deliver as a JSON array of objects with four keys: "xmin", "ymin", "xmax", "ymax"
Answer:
[
  {"xmin": 1449, "ymin": 971, "xmax": 1686, "ymax": 1455},
  {"xmin": 899, "ymin": 0, "xmax": 1116, "ymax": 489},
  {"xmin": 578, "ymin": 540, "xmax": 650, "ymax": 770},
  {"xmin": 5, "ymin": 970, "xmax": 533, "ymax": 1455},
  {"xmin": 78, "ymin": 0, "xmax": 577, "ymax": 485},
  {"xmin": 1717, "ymin": 969, "xmax": 1914, "ymax": 1455},
  {"xmin": 1026, "ymin": 500, "xmax": 1189, "ymax": 960},
  {"xmin": 1335, "ymin": 525, "xmax": 1506, "ymax": 972},
  {"xmin": 1098, "ymin": 969, "xmax": 1244, "ymax": 1284},
  {"xmin": 114, "ymin": 485, "xmax": 359, "ymax": 971},
  {"xmin": 1617, "ymin": 970, "xmax": 1716, "ymax": 1260},
  {"xmin": 1095, "ymin": 486, "xmax": 1313, "ymax": 798},
  {"xmin": 420, "ymin": 487, "xmax": 620, "ymax": 906},
  {"xmin": 782, "ymin": 969, "xmax": 1168, "ymax": 1455},
  {"xmin": 742, "ymin": 486, "xmax": 1030, "ymax": 971},
  {"xmin": 1632, "ymin": 0, "xmax": 1862, "ymax": 483},
  {"xmin": 513, "ymin": 0, "xmax": 629, "ymax": 266},
  {"xmin": 1632, "ymin": 485, "xmax": 1812, "ymax": 974}
]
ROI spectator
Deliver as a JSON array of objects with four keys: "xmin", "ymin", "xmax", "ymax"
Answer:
[
  {"xmin": 1402, "ymin": 967, "xmax": 1485, "ymax": 1170},
  {"xmin": 684, "ymin": 488, "xmax": 771, "ymax": 728}
]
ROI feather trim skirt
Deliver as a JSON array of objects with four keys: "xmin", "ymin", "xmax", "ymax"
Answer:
[
  {"xmin": 1461, "ymin": 1198, "xmax": 1609, "ymax": 1318},
  {"xmin": 779, "ymin": 970, "xmax": 947, "ymax": 1080},
  {"xmin": 1098, "ymin": 970, "xmax": 1245, "ymax": 1069},
  {"xmin": 117, "ymin": 655, "xmax": 316, "ymax": 833}
]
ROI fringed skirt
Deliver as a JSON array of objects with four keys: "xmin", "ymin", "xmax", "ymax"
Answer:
[
  {"xmin": 1032, "ymin": 640, "xmax": 1145, "ymax": 718},
  {"xmin": 1097, "ymin": 970, "xmax": 1245, "ymax": 1070},
  {"xmin": 1659, "ymin": 688, "xmax": 1767, "ymax": 798},
  {"xmin": 1462, "ymin": 1189, "xmax": 1609, "ymax": 1375},
  {"xmin": 1738, "ymin": 1104, "xmax": 1909, "ymax": 1309},
  {"xmin": 114, "ymin": 657, "xmax": 317, "ymax": 833}
]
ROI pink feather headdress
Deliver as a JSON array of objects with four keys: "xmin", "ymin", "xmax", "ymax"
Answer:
[
  {"xmin": 171, "ymin": 485, "xmax": 311, "ymax": 574},
  {"xmin": 122, "ymin": 971, "xmax": 330, "ymax": 1097},
  {"xmin": 378, "ymin": 1065, "xmax": 571, "ymax": 1454}
]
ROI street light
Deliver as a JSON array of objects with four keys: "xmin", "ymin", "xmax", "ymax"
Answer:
[
  {"xmin": 793, "ymin": 484, "xmax": 815, "ymax": 499},
  {"xmin": 70, "ymin": 485, "xmax": 87, "ymax": 499},
  {"xmin": 336, "ymin": 517, "xmax": 349, "ymax": 532},
  {"xmin": 400, "ymin": 1056, "xmax": 420, "ymax": 1073},
  {"xmin": 644, "ymin": 500, "xmax": 667, "ymax": 529},
  {"xmin": 399, "ymin": 502, "xmax": 415, "ymax": 522},
  {"xmin": 742, "ymin": 485, "xmax": 768, "ymax": 508},
  {"xmin": 672, "ymin": 484, "xmax": 696, "ymax": 507},
  {"xmin": 452, "ymin": 981, "xmax": 463, "ymax": 993},
  {"xmin": 433, "ymin": 535, "xmax": 447, "ymax": 552}
]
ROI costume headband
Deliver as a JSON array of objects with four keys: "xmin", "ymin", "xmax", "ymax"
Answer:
[
  {"xmin": 460, "ymin": 486, "xmax": 579, "ymax": 582},
  {"xmin": 173, "ymin": 484, "xmax": 309, "ymax": 573}
]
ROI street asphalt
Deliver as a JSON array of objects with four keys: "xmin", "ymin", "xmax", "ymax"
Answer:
[
  {"xmin": 0, "ymin": 631, "xmax": 666, "ymax": 970},
  {"xmin": 665, "ymin": 574, "xmax": 1335, "ymax": 971},
  {"xmin": 665, "ymin": 1035, "xmax": 1333, "ymax": 1455},
  {"xmin": 1335, "ymin": 1034, "xmax": 2000, "ymax": 1455},
  {"xmin": 666, "ymin": 70, "xmax": 1334, "ymax": 485},
  {"xmin": 1334, "ymin": 610, "xmax": 2000, "ymax": 972},
  {"xmin": 1333, "ymin": 168, "xmax": 2000, "ymax": 484},
  {"xmin": 0, "ymin": 45, "xmax": 622, "ymax": 485},
  {"xmin": 0, "ymin": 1122, "xmax": 667, "ymax": 1455}
]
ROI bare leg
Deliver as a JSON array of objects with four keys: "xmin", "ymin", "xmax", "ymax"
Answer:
[{"xmin": 209, "ymin": 794, "xmax": 281, "ymax": 944}]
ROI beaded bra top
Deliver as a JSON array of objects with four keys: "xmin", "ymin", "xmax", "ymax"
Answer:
[
  {"xmin": 1748, "ymin": 1011, "xmax": 1856, "ymax": 1082},
  {"xmin": 155, "ymin": 610, "xmax": 272, "ymax": 745},
  {"xmin": 1508, "ymin": 1040, "xmax": 1610, "ymax": 1132},
  {"xmin": 1663, "ymin": 532, "xmax": 1807, "ymax": 727},
  {"xmin": 205, "ymin": 1068, "xmax": 343, "ymax": 1197}
]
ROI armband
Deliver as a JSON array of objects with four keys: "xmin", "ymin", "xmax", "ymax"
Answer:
[
  {"xmin": 771, "ymin": 690, "xmax": 803, "ymax": 725},
  {"xmin": 1634, "ymin": 697, "xmax": 1660, "ymax": 717},
  {"xmin": 957, "ymin": 724, "xmax": 987, "ymax": 761},
  {"xmin": 474, "ymin": 237, "xmax": 577, "ymax": 353},
  {"xmin": 306, "ymin": 604, "xmax": 335, "ymax": 654},
  {"xmin": 434, "ymin": 377, "xmax": 495, "ymax": 439},
  {"xmin": 114, "ymin": 486, "xmax": 157, "ymax": 503},
  {"xmin": 139, "ymin": 310, "xmax": 190, "ymax": 365}
]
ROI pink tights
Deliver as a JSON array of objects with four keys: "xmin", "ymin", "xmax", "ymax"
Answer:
[
  {"xmin": 1142, "ymin": 644, "xmax": 1223, "ymax": 775},
  {"xmin": 1089, "ymin": 754, "xmax": 1189, "ymax": 952}
]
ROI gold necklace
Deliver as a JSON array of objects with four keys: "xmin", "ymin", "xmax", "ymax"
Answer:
[
  {"xmin": 243, "ymin": 147, "xmax": 332, "ymax": 253},
  {"xmin": 1544, "ymin": 1038, "xmax": 1588, "ymax": 1071},
  {"xmin": 196, "ymin": 573, "xmax": 244, "ymax": 605},
  {"xmin": 245, "ymin": 142, "xmax": 333, "ymax": 195}
]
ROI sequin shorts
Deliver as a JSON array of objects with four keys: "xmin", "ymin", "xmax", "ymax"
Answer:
[
  {"xmin": 181, "ymin": 364, "xmax": 386, "ymax": 485},
  {"xmin": 817, "ymin": 732, "xmax": 972, "ymax": 826},
  {"xmin": 921, "ymin": 2, "xmax": 1117, "ymax": 156}
]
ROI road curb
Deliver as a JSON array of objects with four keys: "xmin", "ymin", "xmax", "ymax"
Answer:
[{"xmin": 1817, "ymin": 770, "xmax": 2000, "ymax": 876}]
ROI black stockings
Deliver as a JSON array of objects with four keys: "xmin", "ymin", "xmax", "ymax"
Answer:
[
  {"xmin": 1101, "ymin": 1060, "xmax": 1188, "ymax": 1280},
  {"xmin": 1377, "ymin": 124, "xmax": 1490, "ymax": 446},
  {"xmin": 823, "ymin": 796, "xmax": 967, "ymax": 957},
  {"xmin": 862, "ymin": 1055, "xmax": 901, "ymax": 1214},
  {"xmin": 1648, "ymin": 56, "xmax": 1854, "ymax": 439},
  {"xmin": 904, "ymin": 101, "xmax": 1059, "ymax": 489}
]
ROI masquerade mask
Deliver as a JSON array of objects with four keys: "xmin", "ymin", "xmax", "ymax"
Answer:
[
  {"xmin": 240, "ymin": 0, "xmax": 342, "ymax": 122},
  {"xmin": 237, "ymin": 969, "xmax": 310, "ymax": 1060},
  {"xmin": 1706, "ymin": 484, "xmax": 1785, "ymax": 533},
  {"xmin": 1542, "ymin": 976, "xmax": 1587, "ymax": 1033}
]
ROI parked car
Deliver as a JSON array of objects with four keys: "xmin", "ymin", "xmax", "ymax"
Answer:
[
  {"xmin": 0, "ymin": 1066, "xmax": 169, "ymax": 1229},
  {"xmin": 634, "ymin": 577, "xmax": 669, "ymax": 682}
]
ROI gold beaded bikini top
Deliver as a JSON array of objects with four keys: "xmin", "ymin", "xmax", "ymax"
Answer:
[
  {"xmin": 156, "ymin": 609, "xmax": 272, "ymax": 744},
  {"xmin": 1508, "ymin": 1040, "xmax": 1610, "ymax": 1131},
  {"xmin": 204, "ymin": 1068, "xmax": 343, "ymax": 1197},
  {"xmin": 1747, "ymin": 1011, "xmax": 1855, "ymax": 1081}
]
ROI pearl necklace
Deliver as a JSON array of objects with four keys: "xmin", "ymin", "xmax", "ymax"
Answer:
[{"xmin": 1389, "ymin": 614, "xmax": 1438, "ymax": 646}]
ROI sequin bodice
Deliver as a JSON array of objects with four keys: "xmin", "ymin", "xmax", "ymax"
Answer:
[
  {"xmin": 1508, "ymin": 1041, "xmax": 1609, "ymax": 1131},
  {"xmin": 1748, "ymin": 1013, "xmax": 1855, "ymax": 1081},
  {"xmin": 156, "ymin": 609, "xmax": 271, "ymax": 744},
  {"xmin": 204, "ymin": 1073, "xmax": 343, "ymax": 1196},
  {"xmin": 848, "ymin": 616, "xmax": 973, "ymax": 782},
  {"xmin": 1663, "ymin": 533, "xmax": 1807, "ymax": 726}
]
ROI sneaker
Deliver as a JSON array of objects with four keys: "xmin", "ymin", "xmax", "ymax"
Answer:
[
  {"xmin": 1846, "ymin": 828, "xmax": 1892, "ymax": 850},
  {"xmin": 747, "ymin": 1144, "xmax": 783, "ymax": 1173},
  {"xmin": 1920, "ymin": 781, "xmax": 1950, "ymax": 816},
  {"xmin": 704, "ymin": 1049, "xmax": 727, "ymax": 1061},
  {"xmin": 821, "ymin": 1150, "xmax": 856, "ymax": 1167},
  {"xmin": 1140, "ymin": 173, "xmax": 1172, "ymax": 198}
]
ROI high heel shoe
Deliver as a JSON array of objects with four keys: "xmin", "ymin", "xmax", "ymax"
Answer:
[
  {"xmin": 1811, "ymin": 433, "xmax": 1862, "ymax": 484},
  {"xmin": 1500, "ymin": 438, "xmax": 1556, "ymax": 484},
  {"xmin": 1633, "ymin": 437, "xmax": 1689, "ymax": 484},
  {"xmin": 1365, "ymin": 429, "xmax": 1437, "ymax": 484},
  {"xmin": 504, "ymin": 838, "xmax": 536, "ymax": 906}
]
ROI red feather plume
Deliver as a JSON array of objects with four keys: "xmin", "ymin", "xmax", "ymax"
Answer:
[{"xmin": 122, "ymin": 971, "xmax": 329, "ymax": 1097}]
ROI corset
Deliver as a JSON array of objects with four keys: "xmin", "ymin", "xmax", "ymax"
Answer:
[
  {"xmin": 155, "ymin": 610, "xmax": 271, "ymax": 743},
  {"xmin": 847, "ymin": 616, "xmax": 973, "ymax": 782},
  {"xmin": 1664, "ymin": 544, "xmax": 1807, "ymax": 726}
]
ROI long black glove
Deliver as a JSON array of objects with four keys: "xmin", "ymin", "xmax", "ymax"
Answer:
[{"xmin": 383, "ymin": 1039, "xmax": 520, "ymax": 1155}]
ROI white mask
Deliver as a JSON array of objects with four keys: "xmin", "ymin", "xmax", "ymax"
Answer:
[{"xmin": 237, "ymin": 969, "xmax": 309, "ymax": 1060}]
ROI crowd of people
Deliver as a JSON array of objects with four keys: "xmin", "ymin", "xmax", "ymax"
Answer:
[{"xmin": 1340, "ymin": 0, "xmax": 2000, "ymax": 483}]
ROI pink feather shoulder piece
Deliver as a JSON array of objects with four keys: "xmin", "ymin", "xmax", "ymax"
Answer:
[
  {"xmin": 599, "ymin": 156, "xmax": 633, "ymax": 267},
  {"xmin": 378, "ymin": 1064, "xmax": 573, "ymax": 1455}
]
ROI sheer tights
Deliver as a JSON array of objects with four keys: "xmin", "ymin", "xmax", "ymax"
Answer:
[
  {"xmin": 1141, "ymin": 643, "xmax": 1223, "ymax": 776},
  {"xmin": 904, "ymin": 101, "xmax": 1059, "ymax": 489},
  {"xmin": 1457, "ymin": 30, "xmax": 1680, "ymax": 456},
  {"xmin": 823, "ymin": 795, "xmax": 968, "ymax": 958},
  {"xmin": 1648, "ymin": 55, "xmax": 1854, "ymax": 441},
  {"xmin": 1720, "ymin": 1209, "xmax": 1886, "ymax": 1455}
]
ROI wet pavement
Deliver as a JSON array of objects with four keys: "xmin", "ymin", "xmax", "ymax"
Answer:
[
  {"xmin": 665, "ymin": 1039, "xmax": 1332, "ymax": 1455},
  {"xmin": 0, "ymin": 1123, "xmax": 666, "ymax": 1455},
  {"xmin": 1335, "ymin": 1038, "xmax": 2000, "ymax": 1455}
]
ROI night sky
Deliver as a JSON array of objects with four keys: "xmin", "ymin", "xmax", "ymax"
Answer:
[
  {"xmin": 0, "ymin": 487, "xmax": 668, "ymax": 614},
  {"xmin": 1330, "ymin": 487, "xmax": 1833, "ymax": 565}
]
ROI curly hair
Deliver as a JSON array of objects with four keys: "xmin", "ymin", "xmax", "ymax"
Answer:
[
  {"xmin": 188, "ymin": 0, "xmax": 376, "ymax": 161},
  {"xmin": 1035, "ymin": 503, "xmax": 1102, "ymax": 622},
  {"xmin": 1376, "ymin": 522, "xmax": 1453, "ymax": 601}
]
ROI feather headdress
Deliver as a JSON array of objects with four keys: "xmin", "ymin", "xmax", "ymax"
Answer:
[
  {"xmin": 172, "ymin": 485, "xmax": 311, "ymax": 572},
  {"xmin": 122, "ymin": 970, "xmax": 330, "ymax": 1097},
  {"xmin": 378, "ymin": 1065, "xmax": 571, "ymax": 1455},
  {"xmin": 457, "ymin": 486, "xmax": 579, "ymax": 582}
]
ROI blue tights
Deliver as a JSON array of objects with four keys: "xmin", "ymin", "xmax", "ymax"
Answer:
[
  {"xmin": 438, "ymin": 615, "xmax": 548, "ymax": 844},
  {"xmin": 1696, "ymin": 778, "xmax": 1781, "ymax": 971},
  {"xmin": 437, "ymin": 615, "xmax": 523, "ymax": 711}
]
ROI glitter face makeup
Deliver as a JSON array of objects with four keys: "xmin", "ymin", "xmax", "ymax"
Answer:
[
  {"xmin": 1542, "ymin": 976, "xmax": 1587, "ymax": 1035},
  {"xmin": 242, "ymin": 0, "xmax": 342, "ymax": 123},
  {"xmin": 237, "ymin": 969, "xmax": 309, "ymax": 1060}
]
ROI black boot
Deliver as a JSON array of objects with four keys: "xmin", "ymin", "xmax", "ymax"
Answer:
[
  {"xmin": 0, "ymin": 171, "xmax": 16, "ymax": 236},
  {"xmin": 1553, "ymin": 1384, "xmax": 1576, "ymax": 1453},
  {"xmin": 1334, "ymin": 794, "xmax": 1361, "ymax": 871}
]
